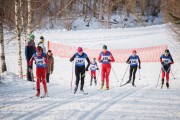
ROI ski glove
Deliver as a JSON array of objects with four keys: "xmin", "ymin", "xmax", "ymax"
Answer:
[
  {"xmin": 126, "ymin": 61, "xmax": 130, "ymax": 64},
  {"xmin": 85, "ymin": 67, "xmax": 89, "ymax": 71},
  {"xmin": 99, "ymin": 60, "xmax": 103, "ymax": 63},
  {"xmin": 139, "ymin": 65, "xmax": 141, "ymax": 69},
  {"xmin": 108, "ymin": 59, "xmax": 111, "ymax": 62},
  {"xmin": 97, "ymin": 68, "xmax": 99, "ymax": 70},
  {"xmin": 70, "ymin": 58, "xmax": 73, "ymax": 62}
]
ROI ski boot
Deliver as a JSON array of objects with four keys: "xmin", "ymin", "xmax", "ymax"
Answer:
[
  {"xmin": 166, "ymin": 82, "xmax": 169, "ymax": 89},
  {"xmin": 35, "ymin": 89, "xmax": 40, "ymax": 97},
  {"xmin": 126, "ymin": 80, "xmax": 131, "ymax": 84},
  {"xmin": 100, "ymin": 82, "xmax": 104, "ymax": 90},
  {"xmin": 41, "ymin": 87, "xmax": 48, "ymax": 98},
  {"xmin": 106, "ymin": 86, "xmax": 109, "ymax": 90},
  {"xmin": 74, "ymin": 85, "xmax": 78, "ymax": 94},
  {"xmin": 90, "ymin": 78, "xmax": 93, "ymax": 86},
  {"xmin": 80, "ymin": 90, "xmax": 88, "ymax": 95},
  {"xmin": 132, "ymin": 82, "xmax": 135, "ymax": 87},
  {"xmin": 162, "ymin": 78, "xmax": 164, "ymax": 85},
  {"xmin": 94, "ymin": 79, "xmax": 97, "ymax": 86}
]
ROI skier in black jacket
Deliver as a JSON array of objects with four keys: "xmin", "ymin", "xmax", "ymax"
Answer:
[{"xmin": 70, "ymin": 47, "xmax": 90, "ymax": 94}]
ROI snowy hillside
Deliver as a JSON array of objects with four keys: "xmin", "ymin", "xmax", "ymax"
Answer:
[{"xmin": 1, "ymin": 25, "xmax": 180, "ymax": 120}]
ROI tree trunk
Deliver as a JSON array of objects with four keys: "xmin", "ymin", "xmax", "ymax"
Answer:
[
  {"xmin": 0, "ymin": 0, "xmax": 7, "ymax": 74},
  {"xmin": 27, "ymin": 0, "xmax": 32, "ymax": 34},
  {"xmin": 27, "ymin": 0, "xmax": 32, "ymax": 80},
  {"xmin": 15, "ymin": 0, "xmax": 23, "ymax": 79}
]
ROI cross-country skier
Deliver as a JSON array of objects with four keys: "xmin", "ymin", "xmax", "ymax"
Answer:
[
  {"xmin": 126, "ymin": 50, "xmax": 141, "ymax": 87},
  {"xmin": 160, "ymin": 49, "xmax": 174, "ymax": 88},
  {"xmin": 98, "ymin": 45, "xmax": 115, "ymax": 90},
  {"xmin": 90, "ymin": 58, "xmax": 99, "ymax": 86},
  {"xmin": 38, "ymin": 36, "xmax": 46, "ymax": 53},
  {"xmin": 70, "ymin": 47, "xmax": 90, "ymax": 94},
  {"xmin": 29, "ymin": 46, "xmax": 48, "ymax": 97},
  {"xmin": 25, "ymin": 34, "xmax": 36, "ymax": 81},
  {"xmin": 46, "ymin": 50, "xmax": 54, "ymax": 83}
]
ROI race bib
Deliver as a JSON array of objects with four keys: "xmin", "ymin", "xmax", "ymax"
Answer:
[
  {"xmin": 162, "ymin": 58, "xmax": 171, "ymax": 64},
  {"xmin": 130, "ymin": 59, "xmax": 138, "ymax": 64},
  {"xmin": 102, "ymin": 56, "xmax": 110, "ymax": 62},
  {"xmin": 76, "ymin": 58, "xmax": 85, "ymax": 64},
  {"xmin": 35, "ymin": 59, "xmax": 45, "ymax": 65}
]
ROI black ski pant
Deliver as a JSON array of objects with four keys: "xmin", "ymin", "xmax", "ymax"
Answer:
[
  {"xmin": 27, "ymin": 61, "xmax": 33, "ymax": 81},
  {"xmin": 129, "ymin": 66, "xmax": 137, "ymax": 83},
  {"xmin": 75, "ymin": 66, "xmax": 85, "ymax": 91},
  {"xmin": 46, "ymin": 73, "xmax": 50, "ymax": 83}
]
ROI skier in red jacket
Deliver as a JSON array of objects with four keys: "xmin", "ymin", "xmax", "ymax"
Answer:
[
  {"xmin": 29, "ymin": 46, "xmax": 48, "ymax": 97},
  {"xmin": 98, "ymin": 45, "xmax": 115, "ymax": 90}
]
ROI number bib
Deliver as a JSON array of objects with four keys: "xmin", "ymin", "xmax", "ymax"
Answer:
[
  {"xmin": 102, "ymin": 56, "xmax": 110, "ymax": 62},
  {"xmin": 75, "ymin": 58, "xmax": 85, "ymax": 65},
  {"xmin": 130, "ymin": 59, "xmax": 138, "ymax": 65},
  {"xmin": 162, "ymin": 58, "xmax": 171, "ymax": 64}
]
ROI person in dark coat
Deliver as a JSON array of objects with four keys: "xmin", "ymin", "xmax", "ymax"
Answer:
[{"xmin": 25, "ymin": 34, "xmax": 36, "ymax": 81}]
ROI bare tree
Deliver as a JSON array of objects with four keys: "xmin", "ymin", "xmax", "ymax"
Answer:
[
  {"xmin": 0, "ymin": 0, "xmax": 7, "ymax": 74},
  {"xmin": 15, "ymin": 0, "xmax": 23, "ymax": 78}
]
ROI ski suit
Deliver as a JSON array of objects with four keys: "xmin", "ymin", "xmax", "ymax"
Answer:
[
  {"xmin": 160, "ymin": 54, "xmax": 174, "ymax": 82},
  {"xmin": 126, "ymin": 55, "xmax": 141, "ymax": 84},
  {"xmin": 70, "ymin": 52, "xmax": 90, "ymax": 90},
  {"xmin": 29, "ymin": 53, "xmax": 47, "ymax": 93},
  {"xmin": 90, "ymin": 61, "xmax": 98, "ymax": 85},
  {"xmin": 98, "ymin": 51, "xmax": 115, "ymax": 89}
]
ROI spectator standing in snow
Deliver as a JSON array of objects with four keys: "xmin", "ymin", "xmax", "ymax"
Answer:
[
  {"xmin": 46, "ymin": 50, "xmax": 54, "ymax": 83},
  {"xmin": 38, "ymin": 36, "xmax": 46, "ymax": 53},
  {"xmin": 25, "ymin": 34, "xmax": 36, "ymax": 81}
]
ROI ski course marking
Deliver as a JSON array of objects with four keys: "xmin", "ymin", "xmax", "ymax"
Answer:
[
  {"xmin": 12, "ymin": 85, "xmax": 123, "ymax": 120},
  {"xmin": 77, "ymin": 85, "xmax": 149, "ymax": 120},
  {"xmin": 0, "ymin": 82, "xmax": 60, "ymax": 97},
  {"xmin": 0, "ymin": 83, "xmax": 63, "ymax": 109}
]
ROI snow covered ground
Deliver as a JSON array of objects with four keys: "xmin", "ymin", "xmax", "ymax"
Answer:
[{"xmin": 1, "ymin": 24, "xmax": 180, "ymax": 120}]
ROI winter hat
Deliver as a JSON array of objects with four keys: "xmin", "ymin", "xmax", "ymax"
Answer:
[
  {"xmin": 48, "ymin": 50, "xmax": 52, "ymax": 52},
  {"xmin": 102, "ymin": 45, "xmax": 107, "ymax": 50},
  {"xmin": 27, "ymin": 34, "xmax": 35, "ymax": 41},
  {"xmin": 165, "ymin": 49, "xmax": 169, "ymax": 54},
  {"xmin": 40, "ymin": 36, "xmax": 44, "ymax": 40},
  {"xmin": 40, "ymin": 36, "xmax": 44, "ymax": 42},
  {"xmin": 132, "ymin": 50, "xmax": 137, "ymax": 53},
  {"xmin": 36, "ymin": 46, "xmax": 43, "ymax": 52},
  {"xmin": 77, "ymin": 47, "xmax": 83, "ymax": 52}
]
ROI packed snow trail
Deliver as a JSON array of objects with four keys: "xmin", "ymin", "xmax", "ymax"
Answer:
[{"xmin": 1, "ymin": 25, "xmax": 180, "ymax": 120}]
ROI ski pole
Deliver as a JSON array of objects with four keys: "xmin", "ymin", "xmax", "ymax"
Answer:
[
  {"xmin": 111, "ymin": 67, "xmax": 119, "ymax": 82},
  {"xmin": 71, "ymin": 61, "xmax": 74, "ymax": 92},
  {"xmin": 156, "ymin": 68, "xmax": 162, "ymax": 88},
  {"xmin": 171, "ymin": 70, "xmax": 175, "ymax": 79},
  {"xmin": 120, "ymin": 65, "xmax": 129, "ymax": 86},
  {"xmin": 97, "ymin": 64, "xmax": 101, "ymax": 81},
  {"xmin": 139, "ymin": 69, "xmax": 141, "ymax": 80},
  {"xmin": 29, "ymin": 69, "xmax": 35, "ymax": 90},
  {"xmin": 44, "ymin": 65, "xmax": 49, "ymax": 97}
]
